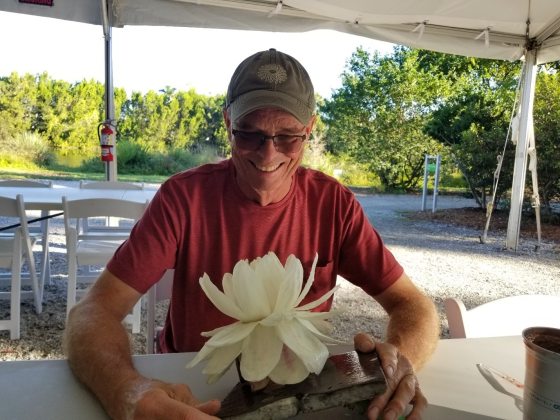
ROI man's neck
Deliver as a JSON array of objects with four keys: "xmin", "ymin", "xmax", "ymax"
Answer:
[{"xmin": 236, "ymin": 178, "xmax": 293, "ymax": 207}]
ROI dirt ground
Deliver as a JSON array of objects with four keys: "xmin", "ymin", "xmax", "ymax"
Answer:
[{"xmin": 407, "ymin": 206, "xmax": 560, "ymax": 243}]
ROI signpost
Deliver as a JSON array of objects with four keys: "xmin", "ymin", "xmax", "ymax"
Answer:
[{"xmin": 421, "ymin": 154, "xmax": 442, "ymax": 213}]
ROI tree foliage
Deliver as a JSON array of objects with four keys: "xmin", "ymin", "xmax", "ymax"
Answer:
[
  {"xmin": 321, "ymin": 47, "xmax": 446, "ymax": 191},
  {"xmin": 422, "ymin": 53, "xmax": 521, "ymax": 207},
  {"xmin": 0, "ymin": 72, "xmax": 227, "ymax": 160},
  {"xmin": 533, "ymin": 70, "xmax": 560, "ymax": 208}
]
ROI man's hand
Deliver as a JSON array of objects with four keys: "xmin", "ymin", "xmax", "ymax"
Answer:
[
  {"xmin": 64, "ymin": 270, "xmax": 221, "ymax": 420},
  {"xmin": 122, "ymin": 378, "xmax": 221, "ymax": 420},
  {"xmin": 354, "ymin": 333, "xmax": 427, "ymax": 420}
]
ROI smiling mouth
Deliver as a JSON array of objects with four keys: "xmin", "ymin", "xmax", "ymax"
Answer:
[{"xmin": 253, "ymin": 162, "xmax": 283, "ymax": 172}]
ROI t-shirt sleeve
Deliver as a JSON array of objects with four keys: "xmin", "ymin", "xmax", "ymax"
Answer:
[
  {"xmin": 106, "ymin": 183, "xmax": 181, "ymax": 294},
  {"xmin": 337, "ymin": 196, "xmax": 404, "ymax": 296}
]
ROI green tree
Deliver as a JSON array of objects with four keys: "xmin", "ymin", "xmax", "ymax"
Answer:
[
  {"xmin": 321, "ymin": 47, "xmax": 444, "ymax": 191},
  {"xmin": 533, "ymin": 69, "xmax": 560, "ymax": 209},
  {"xmin": 64, "ymin": 79, "xmax": 105, "ymax": 151},
  {"xmin": 423, "ymin": 54, "xmax": 521, "ymax": 207},
  {"xmin": 0, "ymin": 72, "xmax": 37, "ymax": 139},
  {"xmin": 34, "ymin": 75, "xmax": 75, "ymax": 149}
]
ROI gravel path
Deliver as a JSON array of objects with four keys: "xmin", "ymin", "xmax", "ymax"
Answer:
[
  {"xmin": 1, "ymin": 187, "xmax": 559, "ymax": 361},
  {"xmin": 332, "ymin": 193, "xmax": 560, "ymax": 342}
]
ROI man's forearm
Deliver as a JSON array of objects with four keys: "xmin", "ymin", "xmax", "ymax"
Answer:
[
  {"xmin": 64, "ymin": 300, "xmax": 144, "ymax": 420},
  {"xmin": 385, "ymin": 294, "xmax": 440, "ymax": 370}
]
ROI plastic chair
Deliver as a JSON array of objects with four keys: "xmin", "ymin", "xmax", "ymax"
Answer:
[
  {"xmin": 78, "ymin": 181, "xmax": 145, "ymax": 236},
  {"xmin": 146, "ymin": 269, "xmax": 173, "ymax": 353},
  {"xmin": 62, "ymin": 196, "xmax": 149, "ymax": 333},
  {"xmin": 444, "ymin": 295, "xmax": 560, "ymax": 338},
  {"xmin": 0, "ymin": 179, "xmax": 52, "ymax": 312},
  {"xmin": 0, "ymin": 195, "xmax": 39, "ymax": 339},
  {"xmin": 79, "ymin": 180, "xmax": 144, "ymax": 190}
]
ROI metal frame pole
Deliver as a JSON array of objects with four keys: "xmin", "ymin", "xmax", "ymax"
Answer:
[
  {"xmin": 421, "ymin": 154, "xmax": 429, "ymax": 211},
  {"xmin": 101, "ymin": 0, "xmax": 117, "ymax": 181},
  {"xmin": 432, "ymin": 154, "xmax": 441, "ymax": 213},
  {"xmin": 505, "ymin": 49, "xmax": 537, "ymax": 250}
]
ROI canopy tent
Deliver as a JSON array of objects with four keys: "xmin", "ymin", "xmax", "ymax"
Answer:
[{"xmin": 3, "ymin": 0, "xmax": 560, "ymax": 250}]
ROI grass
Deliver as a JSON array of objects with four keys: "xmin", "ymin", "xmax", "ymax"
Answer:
[
  {"xmin": 0, "ymin": 166, "xmax": 169, "ymax": 184},
  {"xmin": 0, "ymin": 143, "xmax": 470, "ymax": 193}
]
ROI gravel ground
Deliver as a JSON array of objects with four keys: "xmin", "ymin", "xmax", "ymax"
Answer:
[{"xmin": 1, "ymin": 186, "xmax": 559, "ymax": 361}]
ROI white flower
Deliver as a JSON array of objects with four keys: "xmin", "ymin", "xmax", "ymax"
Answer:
[{"xmin": 186, "ymin": 252, "xmax": 344, "ymax": 385}]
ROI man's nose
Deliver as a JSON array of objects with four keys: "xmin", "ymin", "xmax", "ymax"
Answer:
[{"xmin": 258, "ymin": 137, "xmax": 278, "ymax": 155}]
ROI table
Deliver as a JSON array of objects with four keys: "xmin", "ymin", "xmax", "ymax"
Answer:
[
  {"xmin": 0, "ymin": 184, "xmax": 158, "ymax": 212},
  {"xmin": 0, "ymin": 336, "xmax": 525, "ymax": 420}
]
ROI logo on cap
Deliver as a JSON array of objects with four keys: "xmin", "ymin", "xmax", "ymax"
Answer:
[{"xmin": 257, "ymin": 64, "xmax": 288, "ymax": 85}]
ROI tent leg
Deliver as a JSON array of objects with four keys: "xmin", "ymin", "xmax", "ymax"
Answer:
[
  {"xmin": 527, "ymin": 118, "xmax": 542, "ymax": 250},
  {"xmin": 505, "ymin": 49, "xmax": 537, "ymax": 251},
  {"xmin": 102, "ymin": 0, "xmax": 117, "ymax": 181}
]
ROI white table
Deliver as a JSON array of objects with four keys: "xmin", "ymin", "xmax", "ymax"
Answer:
[
  {"xmin": 0, "ymin": 184, "xmax": 158, "ymax": 212},
  {"xmin": 0, "ymin": 336, "xmax": 525, "ymax": 420}
]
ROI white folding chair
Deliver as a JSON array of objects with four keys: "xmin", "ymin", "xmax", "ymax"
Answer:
[
  {"xmin": 0, "ymin": 179, "xmax": 52, "ymax": 312},
  {"xmin": 79, "ymin": 180, "xmax": 144, "ymax": 190},
  {"xmin": 146, "ymin": 269, "xmax": 174, "ymax": 354},
  {"xmin": 62, "ymin": 197, "xmax": 149, "ymax": 333},
  {"xmin": 444, "ymin": 295, "xmax": 560, "ymax": 338},
  {"xmin": 78, "ymin": 181, "xmax": 145, "ymax": 235},
  {"xmin": 0, "ymin": 195, "xmax": 39, "ymax": 339}
]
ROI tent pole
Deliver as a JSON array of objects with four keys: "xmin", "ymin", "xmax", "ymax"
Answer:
[
  {"xmin": 102, "ymin": 0, "xmax": 117, "ymax": 181},
  {"xmin": 505, "ymin": 48, "xmax": 537, "ymax": 250}
]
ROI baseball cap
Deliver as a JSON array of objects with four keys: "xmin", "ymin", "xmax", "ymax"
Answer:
[{"xmin": 226, "ymin": 48, "xmax": 316, "ymax": 125}]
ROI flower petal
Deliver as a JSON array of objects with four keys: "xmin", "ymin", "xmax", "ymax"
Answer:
[
  {"xmin": 254, "ymin": 252, "xmax": 284, "ymax": 310},
  {"xmin": 297, "ymin": 285, "xmax": 338, "ymax": 311},
  {"xmin": 199, "ymin": 273, "xmax": 245, "ymax": 320},
  {"xmin": 202, "ymin": 341, "xmax": 243, "ymax": 376},
  {"xmin": 294, "ymin": 253, "xmax": 318, "ymax": 306},
  {"xmin": 186, "ymin": 343, "xmax": 216, "ymax": 368},
  {"xmin": 297, "ymin": 318, "xmax": 347, "ymax": 345},
  {"xmin": 232, "ymin": 259, "xmax": 271, "ymax": 320},
  {"xmin": 268, "ymin": 346, "xmax": 310, "ymax": 384},
  {"xmin": 274, "ymin": 255, "xmax": 303, "ymax": 311},
  {"xmin": 187, "ymin": 322, "xmax": 257, "ymax": 370},
  {"xmin": 275, "ymin": 320, "xmax": 329, "ymax": 374},
  {"xmin": 204, "ymin": 321, "xmax": 258, "ymax": 347},
  {"xmin": 239, "ymin": 324, "xmax": 283, "ymax": 382},
  {"xmin": 222, "ymin": 272, "xmax": 234, "ymax": 300},
  {"xmin": 296, "ymin": 311, "xmax": 336, "ymax": 320}
]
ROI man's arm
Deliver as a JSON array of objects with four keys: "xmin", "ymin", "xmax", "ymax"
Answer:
[
  {"xmin": 64, "ymin": 269, "xmax": 220, "ymax": 420},
  {"xmin": 354, "ymin": 272, "xmax": 439, "ymax": 419},
  {"xmin": 376, "ymin": 272, "xmax": 440, "ymax": 369}
]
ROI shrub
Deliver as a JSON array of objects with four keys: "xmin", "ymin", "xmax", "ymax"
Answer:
[{"xmin": 0, "ymin": 131, "xmax": 53, "ymax": 167}]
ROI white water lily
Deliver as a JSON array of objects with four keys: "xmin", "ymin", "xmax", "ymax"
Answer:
[{"xmin": 186, "ymin": 252, "xmax": 345, "ymax": 385}]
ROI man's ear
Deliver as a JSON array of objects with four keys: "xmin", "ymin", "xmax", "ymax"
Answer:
[
  {"xmin": 223, "ymin": 108, "xmax": 231, "ymax": 130},
  {"xmin": 223, "ymin": 108, "xmax": 234, "ymax": 144},
  {"xmin": 306, "ymin": 114, "xmax": 317, "ymax": 136}
]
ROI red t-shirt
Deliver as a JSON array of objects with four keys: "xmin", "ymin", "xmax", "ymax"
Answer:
[{"xmin": 107, "ymin": 159, "xmax": 403, "ymax": 352}]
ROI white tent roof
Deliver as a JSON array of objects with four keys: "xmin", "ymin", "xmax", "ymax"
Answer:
[{"xmin": 3, "ymin": 0, "xmax": 560, "ymax": 64}]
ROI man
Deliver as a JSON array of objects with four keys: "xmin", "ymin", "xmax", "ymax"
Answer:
[{"xmin": 65, "ymin": 48, "xmax": 439, "ymax": 420}]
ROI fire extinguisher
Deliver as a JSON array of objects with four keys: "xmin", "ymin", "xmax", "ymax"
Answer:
[{"xmin": 98, "ymin": 120, "xmax": 116, "ymax": 162}]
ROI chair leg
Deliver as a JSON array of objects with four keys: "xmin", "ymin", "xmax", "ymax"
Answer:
[
  {"xmin": 38, "ymin": 244, "xmax": 49, "ymax": 304},
  {"xmin": 66, "ymin": 253, "xmax": 78, "ymax": 317},
  {"xmin": 39, "ymin": 214, "xmax": 50, "ymax": 295},
  {"xmin": 22, "ymin": 231, "xmax": 42, "ymax": 315},
  {"xmin": 146, "ymin": 286, "xmax": 156, "ymax": 354},
  {"xmin": 125, "ymin": 299, "xmax": 142, "ymax": 334},
  {"xmin": 11, "ymin": 235, "xmax": 23, "ymax": 340},
  {"xmin": 29, "ymin": 254, "xmax": 41, "ymax": 315}
]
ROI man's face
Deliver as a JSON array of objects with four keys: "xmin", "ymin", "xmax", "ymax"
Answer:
[{"xmin": 224, "ymin": 107, "xmax": 315, "ymax": 205}]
